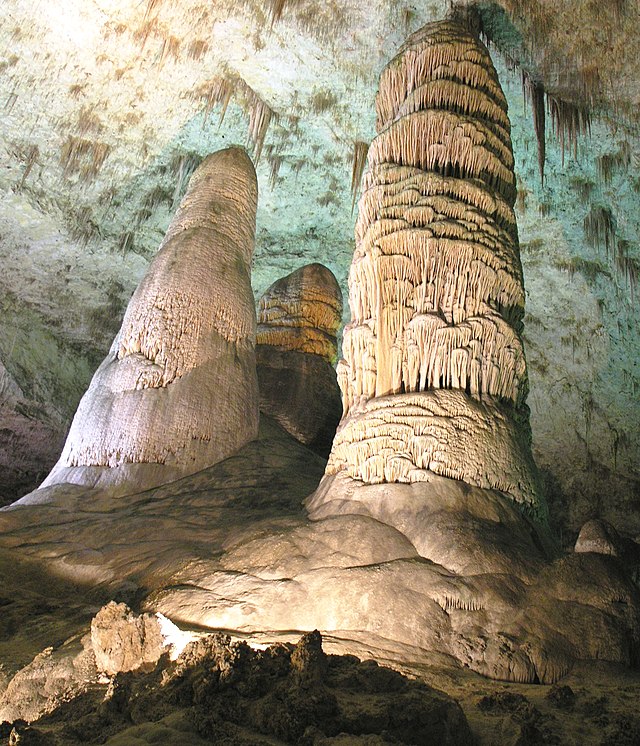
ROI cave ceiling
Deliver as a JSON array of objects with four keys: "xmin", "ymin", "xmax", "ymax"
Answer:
[{"xmin": 1, "ymin": 0, "xmax": 639, "ymax": 532}]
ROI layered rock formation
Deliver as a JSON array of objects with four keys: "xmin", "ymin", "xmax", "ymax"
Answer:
[
  {"xmin": 323, "ymin": 19, "xmax": 541, "ymax": 515},
  {"xmin": 127, "ymin": 20, "xmax": 638, "ymax": 687},
  {"xmin": 257, "ymin": 262, "xmax": 342, "ymax": 363},
  {"xmin": 2, "ymin": 0, "xmax": 640, "ymax": 545},
  {"xmin": 256, "ymin": 263, "xmax": 343, "ymax": 456},
  {"xmin": 35, "ymin": 147, "xmax": 259, "ymax": 496}
]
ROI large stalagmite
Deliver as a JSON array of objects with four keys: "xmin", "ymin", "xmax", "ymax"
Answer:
[
  {"xmin": 36, "ymin": 147, "xmax": 259, "ymax": 496},
  {"xmin": 256, "ymin": 263, "xmax": 343, "ymax": 455},
  {"xmin": 319, "ymin": 19, "xmax": 542, "ymax": 515}
]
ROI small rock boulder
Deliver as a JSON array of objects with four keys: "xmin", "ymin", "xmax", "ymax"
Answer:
[
  {"xmin": 90, "ymin": 602, "xmax": 165, "ymax": 676},
  {"xmin": 575, "ymin": 519, "xmax": 624, "ymax": 556}
]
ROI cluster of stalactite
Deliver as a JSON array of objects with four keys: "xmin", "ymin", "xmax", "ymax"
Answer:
[
  {"xmin": 327, "ymin": 20, "xmax": 541, "ymax": 511},
  {"xmin": 338, "ymin": 20, "xmax": 527, "ymax": 417},
  {"xmin": 257, "ymin": 263, "xmax": 343, "ymax": 364}
]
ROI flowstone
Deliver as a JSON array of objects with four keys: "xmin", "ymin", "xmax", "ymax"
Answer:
[
  {"xmin": 256, "ymin": 263, "xmax": 343, "ymax": 456},
  {"xmin": 33, "ymin": 147, "xmax": 259, "ymax": 497}
]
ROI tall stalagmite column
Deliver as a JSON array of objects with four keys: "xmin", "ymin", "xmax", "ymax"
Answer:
[
  {"xmin": 324, "ymin": 20, "xmax": 543, "ymax": 513},
  {"xmin": 39, "ymin": 147, "xmax": 259, "ymax": 496}
]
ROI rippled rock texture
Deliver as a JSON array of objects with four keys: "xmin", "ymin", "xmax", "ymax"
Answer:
[
  {"xmin": 257, "ymin": 263, "xmax": 343, "ymax": 456},
  {"xmin": 329, "ymin": 20, "xmax": 542, "ymax": 517},
  {"xmin": 36, "ymin": 147, "xmax": 259, "ymax": 496}
]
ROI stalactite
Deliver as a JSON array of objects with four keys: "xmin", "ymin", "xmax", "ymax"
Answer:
[
  {"xmin": 523, "ymin": 73, "xmax": 545, "ymax": 185},
  {"xmin": 547, "ymin": 94, "xmax": 590, "ymax": 165},
  {"xmin": 144, "ymin": 0, "xmax": 162, "ymax": 20},
  {"xmin": 351, "ymin": 141, "xmax": 369, "ymax": 209},
  {"xmin": 323, "ymin": 19, "xmax": 541, "ymax": 513},
  {"xmin": 190, "ymin": 76, "xmax": 235, "ymax": 125},
  {"xmin": 265, "ymin": 0, "xmax": 291, "ymax": 26},
  {"xmin": 133, "ymin": 18, "xmax": 160, "ymax": 50},
  {"xmin": 597, "ymin": 146, "xmax": 629, "ymax": 185},
  {"xmin": 615, "ymin": 239, "xmax": 639, "ymax": 303},
  {"xmin": 584, "ymin": 204, "xmax": 616, "ymax": 256},
  {"xmin": 189, "ymin": 74, "xmax": 274, "ymax": 160},
  {"xmin": 158, "ymin": 35, "xmax": 180, "ymax": 64},
  {"xmin": 60, "ymin": 137, "xmax": 111, "ymax": 182},
  {"xmin": 187, "ymin": 39, "xmax": 209, "ymax": 61},
  {"xmin": 597, "ymin": 154, "xmax": 615, "ymax": 185},
  {"xmin": 268, "ymin": 154, "xmax": 284, "ymax": 188},
  {"xmin": 18, "ymin": 144, "xmax": 38, "ymax": 189},
  {"xmin": 245, "ymin": 87, "xmax": 273, "ymax": 163}
]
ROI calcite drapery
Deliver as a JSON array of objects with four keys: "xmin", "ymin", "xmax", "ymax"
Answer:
[
  {"xmin": 39, "ymin": 147, "xmax": 259, "ymax": 495},
  {"xmin": 256, "ymin": 263, "xmax": 343, "ymax": 456},
  {"xmin": 324, "ymin": 20, "xmax": 542, "ymax": 513}
]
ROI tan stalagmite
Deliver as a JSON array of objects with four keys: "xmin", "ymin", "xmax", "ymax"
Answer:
[
  {"xmin": 256, "ymin": 263, "xmax": 343, "ymax": 455},
  {"xmin": 323, "ymin": 19, "xmax": 543, "ymax": 513},
  {"xmin": 257, "ymin": 263, "xmax": 343, "ymax": 364},
  {"xmin": 39, "ymin": 147, "xmax": 259, "ymax": 496}
]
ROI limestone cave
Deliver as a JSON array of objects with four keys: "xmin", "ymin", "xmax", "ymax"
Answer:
[{"xmin": 0, "ymin": 1, "xmax": 639, "ymax": 743}]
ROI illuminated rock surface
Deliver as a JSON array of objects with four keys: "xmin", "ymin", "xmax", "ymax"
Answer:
[
  {"xmin": 0, "ymin": 18, "xmax": 637, "ymax": 701},
  {"xmin": 0, "ymin": 0, "xmax": 639, "ymax": 538},
  {"xmin": 90, "ymin": 601, "xmax": 165, "ymax": 677},
  {"xmin": 257, "ymin": 263, "xmax": 343, "ymax": 455},
  {"xmin": 34, "ymin": 147, "xmax": 259, "ymax": 496},
  {"xmin": 325, "ymin": 390, "xmax": 540, "ymax": 508},
  {"xmin": 0, "ymin": 413, "xmax": 637, "ymax": 746},
  {"xmin": 154, "ymin": 18, "xmax": 634, "ymax": 686},
  {"xmin": 0, "ymin": 415, "xmax": 637, "ymax": 688},
  {"xmin": 257, "ymin": 262, "xmax": 342, "ymax": 363}
]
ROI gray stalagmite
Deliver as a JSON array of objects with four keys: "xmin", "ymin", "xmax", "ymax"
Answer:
[
  {"xmin": 256, "ymin": 263, "xmax": 343, "ymax": 455},
  {"xmin": 38, "ymin": 147, "xmax": 259, "ymax": 496},
  {"xmin": 317, "ymin": 19, "xmax": 543, "ymax": 515}
]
